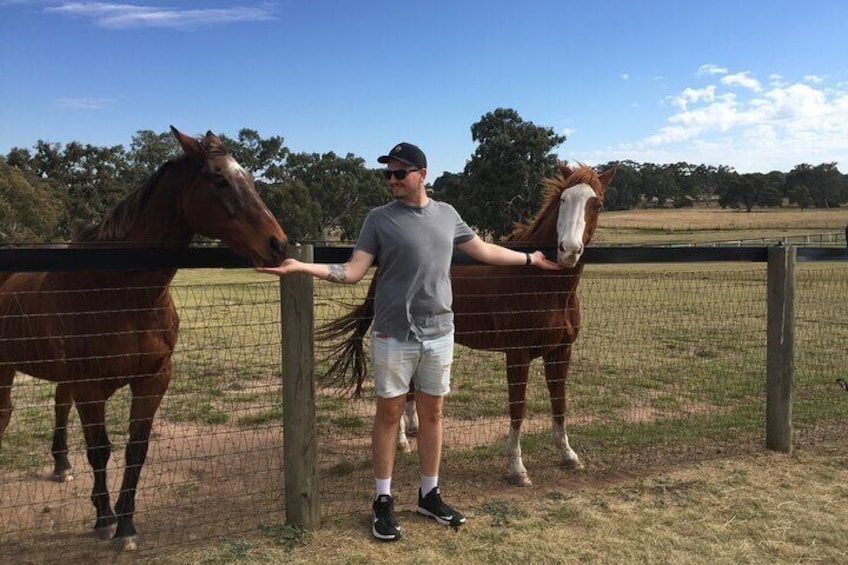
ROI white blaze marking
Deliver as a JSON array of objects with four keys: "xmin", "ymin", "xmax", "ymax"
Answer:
[
  {"xmin": 223, "ymin": 156, "xmax": 248, "ymax": 177},
  {"xmin": 556, "ymin": 183, "xmax": 595, "ymax": 266}
]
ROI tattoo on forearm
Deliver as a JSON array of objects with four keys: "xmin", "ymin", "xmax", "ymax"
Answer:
[{"xmin": 327, "ymin": 264, "xmax": 347, "ymax": 283}]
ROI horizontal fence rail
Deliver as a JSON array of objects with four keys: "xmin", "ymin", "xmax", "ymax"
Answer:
[
  {"xmin": 1, "ymin": 244, "xmax": 846, "ymax": 562},
  {"xmin": 2, "ymin": 244, "xmax": 847, "ymax": 273}
]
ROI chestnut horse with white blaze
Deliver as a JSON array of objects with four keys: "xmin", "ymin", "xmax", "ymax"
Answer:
[
  {"xmin": 320, "ymin": 163, "xmax": 615, "ymax": 486},
  {"xmin": 0, "ymin": 127, "xmax": 288, "ymax": 550}
]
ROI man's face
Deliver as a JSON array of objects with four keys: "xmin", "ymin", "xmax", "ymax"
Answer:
[{"xmin": 384, "ymin": 159, "xmax": 424, "ymax": 199}]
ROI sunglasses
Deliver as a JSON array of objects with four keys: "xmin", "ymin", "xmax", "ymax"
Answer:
[{"xmin": 382, "ymin": 168, "xmax": 419, "ymax": 181}]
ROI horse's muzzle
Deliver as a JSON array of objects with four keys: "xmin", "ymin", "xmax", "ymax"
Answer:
[{"xmin": 265, "ymin": 236, "xmax": 288, "ymax": 266}]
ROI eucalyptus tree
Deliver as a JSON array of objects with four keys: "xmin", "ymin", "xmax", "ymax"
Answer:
[
  {"xmin": 0, "ymin": 159, "xmax": 64, "ymax": 242},
  {"xmin": 274, "ymin": 151, "xmax": 388, "ymax": 241},
  {"xmin": 786, "ymin": 163, "xmax": 844, "ymax": 208},
  {"xmin": 460, "ymin": 108, "xmax": 565, "ymax": 238}
]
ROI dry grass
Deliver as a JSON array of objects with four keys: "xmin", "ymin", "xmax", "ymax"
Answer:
[
  {"xmin": 150, "ymin": 441, "xmax": 847, "ymax": 564},
  {"xmin": 3, "ymin": 210, "xmax": 845, "ymax": 564},
  {"xmin": 597, "ymin": 206, "xmax": 847, "ymax": 244}
]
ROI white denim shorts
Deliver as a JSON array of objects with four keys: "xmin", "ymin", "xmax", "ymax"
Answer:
[{"xmin": 370, "ymin": 331, "xmax": 454, "ymax": 399}]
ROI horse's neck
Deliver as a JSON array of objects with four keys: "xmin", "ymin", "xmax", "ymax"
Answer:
[
  {"xmin": 506, "ymin": 213, "xmax": 558, "ymax": 245},
  {"xmin": 124, "ymin": 161, "xmax": 195, "ymax": 246},
  {"xmin": 119, "ymin": 269, "xmax": 179, "ymax": 289},
  {"xmin": 57, "ymin": 269, "xmax": 178, "ymax": 293}
]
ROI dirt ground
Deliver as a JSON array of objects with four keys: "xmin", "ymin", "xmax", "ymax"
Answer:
[{"xmin": 0, "ymin": 407, "xmax": 842, "ymax": 565}]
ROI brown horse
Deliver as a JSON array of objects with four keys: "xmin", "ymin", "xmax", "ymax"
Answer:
[
  {"xmin": 0, "ymin": 127, "xmax": 287, "ymax": 550},
  {"xmin": 320, "ymin": 163, "xmax": 615, "ymax": 486}
]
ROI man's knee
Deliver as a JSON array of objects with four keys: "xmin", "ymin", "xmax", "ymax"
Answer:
[{"xmin": 414, "ymin": 393, "xmax": 444, "ymax": 423}]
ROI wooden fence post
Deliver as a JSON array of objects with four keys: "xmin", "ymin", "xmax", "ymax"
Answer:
[
  {"xmin": 280, "ymin": 244, "xmax": 320, "ymax": 528},
  {"xmin": 766, "ymin": 244, "xmax": 795, "ymax": 454}
]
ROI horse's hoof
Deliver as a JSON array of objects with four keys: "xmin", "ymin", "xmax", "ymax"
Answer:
[
  {"xmin": 118, "ymin": 536, "xmax": 138, "ymax": 552},
  {"xmin": 561, "ymin": 458, "xmax": 585, "ymax": 471},
  {"xmin": 507, "ymin": 473, "xmax": 533, "ymax": 487},
  {"xmin": 50, "ymin": 469, "xmax": 73, "ymax": 482}
]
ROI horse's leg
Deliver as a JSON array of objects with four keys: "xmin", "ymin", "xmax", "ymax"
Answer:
[
  {"xmin": 504, "ymin": 353, "xmax": 532, "ymax": 486},
  {"xmin": 544, "ymin": 345, "xmax": 583, "ymax": 470},
  {"xmin": 73, "ymin": 386, "xmax": 117, "ymax": 539},
  {"xmin": 0, "ymin": 368, "xmax": 14, "ymax": 451},
  {"xmin": 50, "ymin": 382, "xmax": 74, "ymax": 482},
  {"xmin": 403, "ymin": 391, "xmax": 418, "ymax": 436},
  {"xmin": 397, "ymin": 388, "xmax": 417, "ymax": 453},
  {"xmin": 112, "ymin": 369, "xmax": 170, "ymax": 551}
]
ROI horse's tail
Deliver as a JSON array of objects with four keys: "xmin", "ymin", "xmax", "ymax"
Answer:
[{"xmin": 316, "ymin": 272, "xmax": 378, "ymax": 397}]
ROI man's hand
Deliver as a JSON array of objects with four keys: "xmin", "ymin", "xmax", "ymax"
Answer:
[
  {"xmin": 254, "ymin": 258, "xmax": 302, "ymax": 277},
  {"xmin": 529, "ymin": 250, "xmax": 564, "ymax": 270}
]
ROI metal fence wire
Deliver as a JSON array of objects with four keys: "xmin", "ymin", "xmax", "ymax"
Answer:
[{"xmin": 0, "ymin": 262, "xmax": 846, "ymax": 562}]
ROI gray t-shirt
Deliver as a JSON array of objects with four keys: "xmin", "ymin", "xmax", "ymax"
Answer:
[{"xmin": 354, "ymin": 199, "xmax": 475, "ymax": 341}]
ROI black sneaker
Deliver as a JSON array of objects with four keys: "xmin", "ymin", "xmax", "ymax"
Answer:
[
  {"xmin": 371, "ymin": 494, "xmax": 402, "ymax": 541},
  {"xmin": 417, "ymin": 487, "xmax": 466, "ymax": 527}
]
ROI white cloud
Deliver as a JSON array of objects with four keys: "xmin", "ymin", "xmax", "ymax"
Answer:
[
  {"xmin": 697, "ymin": 64, "xmax": 727, "ymax": 76},
  {"xmin": 668, "ymin": 85, "xmax": 717, "ymax": 110},
  {"xmin": 44, "ymin": 2, "xmax": 275, "ymax": 29},
  {"xmin": 721, "ymin": 72, "xmax": 762, "ymax": 92},
  {"xmin": 587, "ymin": 70, "xmax": 848, "ymax": 172},
  {"xmin": 804, "ymin": 74, "xmax": 824, "ymax": 84},
  {"xmin": 620, "ymin": 73, "xmax": 630, "ymax": 80}
]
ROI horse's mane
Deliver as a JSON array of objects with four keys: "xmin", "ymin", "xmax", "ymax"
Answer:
[
  {"xmin": 72, "ymin": 160, "xmax": 177, "ymax": 243},
  {"xmin": 506, "ymin": 165, "xmax": 599, "ymax": 242}
]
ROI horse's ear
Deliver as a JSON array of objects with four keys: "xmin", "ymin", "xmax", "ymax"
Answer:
[
  {"xmin": 598, "ymin": 164, "xmax": 618, "ymax": 186},
  {"xmin": 204, "ymin": 131, "xmax": 226, "ymax": 152},
  {"xmin": 557, "ymin": 161, "xmax": 573, "ymax": 178},
  {"xmin": 594, "ymin": 164, "xmax": 617, "ymax": 202},
  {"xmin": 171, "ymin": 126, "xmax": 203, "ymax": 158}
]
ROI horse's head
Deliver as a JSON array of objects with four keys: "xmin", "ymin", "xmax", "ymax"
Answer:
[
  {"xmin": 553, "ymin": 162, "xmax": 616, "ymax": 268},
  {"xmin": 171, "ymin": 127, "xmax": 288, "ymax": 267}
]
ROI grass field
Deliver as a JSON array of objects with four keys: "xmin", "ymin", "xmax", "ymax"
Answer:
[
  {"xmin": 1, "ymin": 206, "xmax": 846, "ymax": 563},
  {"xmin": 596, "ymin": 206, "xmax": 847, "ymax": 245},
  {"xmin": 155, "ymin": 441, "xmax": 848, "ymax": 565}
]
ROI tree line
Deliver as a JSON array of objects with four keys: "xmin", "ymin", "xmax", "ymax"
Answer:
[{"xmin": 1, "ymin": 108, "xmax": 846, "ymax": 244}]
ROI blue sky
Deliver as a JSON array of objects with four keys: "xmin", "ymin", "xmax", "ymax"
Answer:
[{"xmin": 1, "ymin": 1, "xmax": 847, "ymax": 176}]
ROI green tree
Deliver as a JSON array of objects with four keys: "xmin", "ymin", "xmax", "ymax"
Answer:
[
  {"xmin": 0, "ymin": 159, "xmax": 64, "ymax": 242},
  {"xmin": 220, "ymin": 128, "xmax": 289, "ymax": 179},
  {"xmin": 278, "ymin": 151, "xmax": 388, "ymax": 240},
  {"xmin": 687, "ymin": 164, "xmax": 730, "ymax": 206},
  {"xmin": 460, "ymin": 108, "xmax": 566, "ymax": 238},
  {"xmin": 259, "ymin": 180, "xmax": 323, "ymax": 241},
  {"xmin": 786, "ymin": 163, "xmax": 844, "ymax": 208},
  {"xmin": 22, "ymin": 140, "xmax": 132, "ymax": 236},
  {"xmin": 718, "ymin": 171, "xmax": 745, "ymax": 209},
  {"xmin": 755, "ymin": 173, "xmax": 783, "ymax": 208},
  {"xmin": 431, "ymin": 172, "xmax": 469, "ymax": 212},
  {"xmin": 787, "ymin": 184, "xmax": 813, "ymax": 210},
  {"xmin": 719, "ymin": 172, "xmax": 782, "ymax": 211},
  {"xmin": 125, "ymin": 129, "xmax": 180, "ymax": 187},
  {"xmin": 4, "ymin": 147, "xmax": 33, "ymax": 172},
  {"xmin": 598, "ymin": 160, "xmax": 640, "ymax": 210},
  {"xmin": 60, "ymin": 142, "xmax": 131, "ymax": 233},
  {"xmin": 639, "ymin": 163, "xmax": 679, "ymax": 207}
]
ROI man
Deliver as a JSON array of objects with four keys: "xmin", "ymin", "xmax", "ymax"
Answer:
[{"xmin": 256, "ymin": 142, "xmax": 561, "ymax": 541}]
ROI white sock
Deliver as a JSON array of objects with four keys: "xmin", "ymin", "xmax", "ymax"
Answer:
[
  {"xmin": 375, "ymin": 477, "xmax": 392, "ymax": 498},
  {"xmin": 420, "ymin": 474, "xmax": 438, "ymax": 496}
]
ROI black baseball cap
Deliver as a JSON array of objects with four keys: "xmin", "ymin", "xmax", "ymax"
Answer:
[{"xmin": 377, "ymin": 142, "xmax": 427, "ymax": 169}]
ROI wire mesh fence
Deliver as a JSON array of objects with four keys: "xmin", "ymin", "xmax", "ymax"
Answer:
[{"xmin": 0, "ymin": 261, "xmax": 846, "ymax": 562}]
